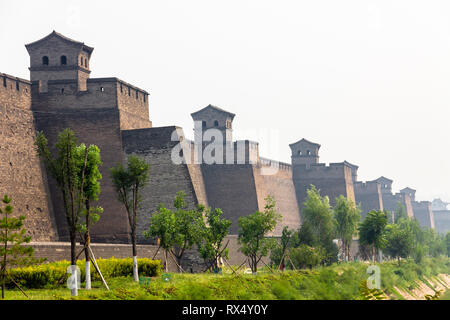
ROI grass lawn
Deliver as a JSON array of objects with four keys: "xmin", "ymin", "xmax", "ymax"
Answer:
[{"xmin": 3, "ymin": 257, "xmax": 449, "ymax": 300}]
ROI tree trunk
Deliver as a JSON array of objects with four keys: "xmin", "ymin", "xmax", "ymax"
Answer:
[
  {"xmin": 251, "ymin": 255, "xmax": 257, "ymax": 274},
  {"xmin": 85, "ymin": 201, "xmax": 91, "ymax": 290},
  {"xmin": 84, "ymin": 233, "xmax": 91, "ymax": 290},
  {"xmin": 372, "ymin": 245, "xmax": 375, "ymax": 263},
  {"xmin": 131, "ymin": 229, "xmax": 138, "ymax": 281},
  {"xmin": 164, "ymin": 249, "xmax": 169, "ymax": 272},
  {"xmin": 70, "ymin": 230, "xmax": 78, "ymax": 296},
  {"xmin": 2, "ymin": 225, "xmax": 7, "ymax": 299}
]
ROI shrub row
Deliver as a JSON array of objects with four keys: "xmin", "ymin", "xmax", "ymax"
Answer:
[{"xmin": 7, "ymin": 257, "xmax": 163, "ymax": 289}]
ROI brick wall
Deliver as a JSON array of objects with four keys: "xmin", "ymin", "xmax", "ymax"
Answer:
[
  {"xmin": 412, "ymin": 201, "xmax": 435, "ymax": 229},
  {"xmin": 201, "ymin": 164, "xmax": 259, "ymax": 234},
  {"xmin": 253, "ymin": 163, "xmax": 301, "ymax": 236},
  {"xmin": 116, "ymin": 79, "xmax": 151, "ymax": 130},
  {"xmin": 433, "ymin": 210, "xmax": 450, "ymax": 234},
  {"xmin": 354, "ymin": 181, "xmax": 383, "ymax": 219},
  {"xmin": 122, "ymin": 126, "xmax": 201, "ymax": 243},
  {"xmin": 32, "ymin": 104, "xmax": 130, "ymax": 242},
  {"xmin": 0, "ymin": 73, "xmax": 56, "ymax": 241},
  {"xmin": 292, "ymin": 163, "xmax": 356, "ymax": 217}
]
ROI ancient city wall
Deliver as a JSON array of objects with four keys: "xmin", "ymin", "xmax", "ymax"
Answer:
[
  {"xmin": 32, "ymin": 87, "xmax": 130, "ymax": 242},
  {"xmin": 382, "ymin": 193, "xmax": 414, "ymax": 220},
  {"xmin": 412, "ymin": 201, "xmax": 435, "ymax": 229},
  {"xmin": 0, "ymin": 73, "xmax": 56, "ymax": 241},
  {"xmin": 201, "ymin": 164, "xmax": 259, "ymax": 234},
  {"xmin": 122, "ymin": 126, "xmax": 201, "ymax": 243},
  {"xmin": 31, "ymin": 79, "xmax": 117, "ymax": 110},
  {"xmin": 433, "ymin": 210, "xmax": 450, "ymax": 235},
  {"xmin": 354, "ymin": 181, "xmax": 383, "ymax": 219},
  {"xmin": 253, "ymin": 161, "xmax": 301, "ymax": 236},
  {"xmin": 292, "ymin": 163, "xmax": 355, "ymax": 215},
  {"xmin": 115, "ymin": 79, "xmax": 151, "ymax": 130}
]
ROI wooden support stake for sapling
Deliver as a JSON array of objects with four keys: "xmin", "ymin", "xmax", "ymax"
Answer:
[
  {"xmin": 152, "ymin": 245, "xmax": 161, "ymax": 260},
  {"xmin": 88, "ymin": 246, "xmax": 109, "ymax": 290},
  {"xmin": 168, "ymin": 251, "xmax": 185, "ymax": 273},
  {"xmin": 260, "ymin": 259, "xmax": 275, "ymax": 273},
  {"xmin": 6, "ymin": 272, "xmax": 28, "ymax": 299}
]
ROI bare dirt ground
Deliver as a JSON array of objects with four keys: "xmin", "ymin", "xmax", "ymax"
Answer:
[{"xmin": 392, "ymin": 274, "xmax": 450, "ymax": 300}]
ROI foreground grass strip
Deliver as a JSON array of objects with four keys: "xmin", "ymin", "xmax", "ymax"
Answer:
[{"xmin": 3, "ymin": 257, "xmax": 449, "ymax": 300}]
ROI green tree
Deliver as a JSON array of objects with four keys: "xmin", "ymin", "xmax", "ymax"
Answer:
[
  {"xmin": 35, "ymin": 129, "xmax": 90, "ymax": 296},
  {"xmin": 384, "ymin": 222, "xmax": 414, "ymax": 263},
  {"xmin": 300, "ymin": 185, "xmax": 337, "ymax": 264},
  {"xmin": 76, "ymin": 144, "xmax": 103, "ymax": 290},
  {"xmin": 197, "ymin": 207, "xmax": 232, "ymax": 272},
  {"xmin": 334, "ymin": 196, "xmax": 361, "ymax": 261},
  {"xmin": 146, "ymin": 191, "xmax": 205, "ymax": 272},
  {"xmin": 238, "ymin": 196, "xmax": 281, "ymax": 274},
  {"xmin": 269, "ymin": 226, "xmax": 294, "ymax": 270},
  {"xmin": 145, "ymin": 204, "xmax": 177, "ymax": 272},
  {"xmin": 111, "ymin": 155, "xmax": 150, "ymax": 281},
  {"xmin": 358, "ymin": 210, "xmax": 388, "ymax": 262},
  {"xmin": 171, "ymin": 192, "xmax": 204, "ymax": 272},
  {"xmin": 289, "ymin": 244, "xmax": 325, "ymax": 270},
  {"xmin": 0, "ymin": 195, "xmax": 37, "ymax": 299},
  {"xmin": 446, "ymin": 232, "xmax": 450, "ymax": 257},
  {"xmin": 424, "ymin": 229, "xmax": 446, "ymax": 258},
  {"xmin": 394, "ymin": 202, "xmax": 408, "ymax": 223}
]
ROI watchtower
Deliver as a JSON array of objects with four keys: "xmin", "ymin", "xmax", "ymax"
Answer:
[
  {"xmin": 289, "ymin": 138, "xmax": 320, "ymax": 168},
  {"xmin": 400, "ymin": 187, "xmax": 416, "ymax": 202},
  {"xmin": 25, "ymin": 31, "xmax": 93, "ymax": 92},
  {"xmin": 372, "ymin": 176, "xmax": 393, "ymax": 194},
  {"xmin": 191, "ymin": 104, "xmax": 235, "ymax": 163}
]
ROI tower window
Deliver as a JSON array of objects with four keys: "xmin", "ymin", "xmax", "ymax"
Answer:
[
  {"xmin": 42, "ymin": 56, "xmax": 49, "ymax": 65},
  {"xmin": 214, "ymin": 120, "xmax": 219, "ymax": 127},
  {"xmin": 307, "ymin": 150, "xmax": 311, "ymax": 155},
  {"xmin": 136, "ymin": 91, "xmax": 139, "ymax": 100},
  {"xmin": 2, "ymin": 76, "xmax": 6, "ymax": 87},
  {"xmin": 60, "ymin": 55, "xmax": 67, "ymax": 65},
  {"xmin": 143, "ymin": 94, "xmax": 146, "ymax": 102},
  {"xmin": 80, "ymin": 57, "xmax": 83, "ymax": 66},
  {"xmin": 61, "ymin": 88, "xmax": 64, "ymax": 94},
  {"xmin": 128, "ymin": 87, "xmax": 131, "ymax": 96},
  {"xmin": 100, "ymin": 87, "xmax": 104, "ymax": 92},
  {"xmin": 120, "ymin": 83, "xmax": 123, "ymax": 93},
  {"xmin": 84, "ymin": 59, "xmax": 88, "ymax": 68},
  {"xmin": 16, "ymin": 81, "xmax": 19, "ymax": 91},
  {"xmin": 298, "ymin": 151, "xmax": 302, "ymax": 156},
  {"xmin": 202, "ymin": 121, "xmax": 206, "ymax": 129}
]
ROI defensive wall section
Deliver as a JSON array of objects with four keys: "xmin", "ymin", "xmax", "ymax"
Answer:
[
  {"xmin": 1, "ymin": 32, "xmax": 444, "ymax": 270},
  {"xmin": 433, "ymin": 210, "xmax": 450, "ymax": 235},
  {"xmin": 292, "ymin": 162, "xmax": 356, "ymax": 216},
  {"xmin": 30, "ymin": 78, "xmax": 149, "ymax": 243},
  {"xmin": 0, "ymin": 72, "xmax": 56, "ymax": 241},
  {"xmin": 256, "ymin": 158, "xmax": 301, "ymax": 236},
  {"xmin": 354, "ymin": 181, "xmax": 383, "ymax": 219},
  {"xmin": 121, "ymin": 126, "xmax": 203, "ymax": 243},
  {"xmin": 412, "ymin": 201, "xmax": 435, "ymax": 229}
]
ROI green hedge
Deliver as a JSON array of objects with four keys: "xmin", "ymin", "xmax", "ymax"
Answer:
[{"xmin": 7, "ymin": 257, "xmax": 162, "ymax": 289}]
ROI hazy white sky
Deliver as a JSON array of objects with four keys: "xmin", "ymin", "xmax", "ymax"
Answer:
[{"xmin": 1, "ymin": 0, "xmax": 450, "ymax": 202}]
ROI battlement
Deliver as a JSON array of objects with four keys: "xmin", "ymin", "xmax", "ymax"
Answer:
[
  {"xmin": 122, "ymin": 126, "xmax": 181, "ymax": 151},
  {"xmin": 354, "ymin": 181, "xmax": 380, "ymax": 193},
  {"xmin": 412, "ymin": 200, "xmax": 432, "ymax": 208},
  {"xmin": 259, "ymin": 157, "xmax": 292, "ymax": 172},
  {"xmin": 0, "ymin": 72, "xmax": 32, "ymax": 111},
  {"xmin": 292, "ymin": 161, "xmax": 355, "ymax": 179},
  {"xmin": 30, "ymin": 77, "xmax": 151, "ymax": 130}
]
